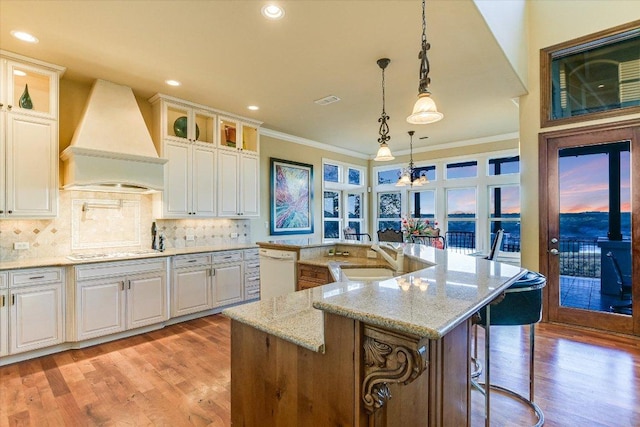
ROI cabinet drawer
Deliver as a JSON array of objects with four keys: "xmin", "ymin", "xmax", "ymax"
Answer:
[
  {"xmin": 245, "ymin": 276, "xmax": 260, "ymax": 291},
  {"xmin": 298, "ymin": 280, "xmax": 322, "ymax": 291},
  {"xmin": 213, "ymin": 251, "xmax": 243, "ymax": 264},
  {"xmin": 10, "ymin": 267, "xmax": 63, "ymax": 287},
  {"xmin": 173, "ymin": 253, "xmax": 212, "ymax": 268},
  {"xmin": 244, "ymin": 248, "xmax": 259, "ymax": 261},
  {"xmin": 298, "ymin": 264, "xmax": 330, "ymax": 283},
  {"xmin": 76, "ymin": 259, "xmax": 167, "ymax": 281}
]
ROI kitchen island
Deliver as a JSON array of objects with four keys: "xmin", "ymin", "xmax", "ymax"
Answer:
[{"xmin": 223, "ymin": 242, "xmax": 526, "ymax": 426}]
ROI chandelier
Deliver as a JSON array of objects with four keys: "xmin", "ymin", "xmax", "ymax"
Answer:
[
  {"xmin": 396, "ymin": 131, "xmax": 428, "ymax": 187},
  {"xmin": 407, "ymin": 0, "xmax": 443, "ymax": 125},
  {"xmin": 374, "ymin": 58, "xmax": 394, "ymax": 161}
]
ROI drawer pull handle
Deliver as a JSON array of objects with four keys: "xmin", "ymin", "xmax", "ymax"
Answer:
[
  {"xmin": 12, "ymin": 294, "xmax": 16, "ymax": 305},
  {"xmin": 29, "ymin": 275, "xmax": 45, "ymax": 280},
  {"xmin": 121, "ymin": 281, "xmax": 125, "ymax": 291},
  {"xmin": 187, "ymin": 259, "xmax": 197, "ymax": 263},
  {"xmin": 1, "ymin": 295, "xmax": 4, "ymax": 307}
]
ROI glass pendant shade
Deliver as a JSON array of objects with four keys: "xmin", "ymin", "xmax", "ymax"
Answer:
[
  {"xmin": 396, "ymin": 173, "xmax": 411, "ymax": 186},
  {"xmin": 374, "ymin": 143, "xmax": 395, "ymax": 161},
  {"xmin": 407, "ymin": 93, "xmax": 443, "ymax": 124}
]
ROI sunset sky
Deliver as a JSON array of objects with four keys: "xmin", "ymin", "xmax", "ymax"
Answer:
[{"xmin": 559, "ymin": 151, "xmax": 631, "ymax": 213}]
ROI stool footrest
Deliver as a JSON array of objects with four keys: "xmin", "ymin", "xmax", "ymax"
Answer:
[{"xmin": 472, "ymin": 380, "xmax": 545, "ymax": 427}]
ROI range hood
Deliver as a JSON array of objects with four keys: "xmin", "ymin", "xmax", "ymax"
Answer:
[{"xmin": 60, "ymin": 79, "xmax": 167, "ymax": 193}]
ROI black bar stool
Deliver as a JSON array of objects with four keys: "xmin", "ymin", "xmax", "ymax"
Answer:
[{"xmin": 472, "ymin": 271, "xmax": 546, "ymax": 427}]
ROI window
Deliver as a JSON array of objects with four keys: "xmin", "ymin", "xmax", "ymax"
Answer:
[
  {"xmin": 542, "ymin": 22, "xmax": 640, "ymax": 127},
  {"xmin": 446, "ymin": 188, "xmax": 477, "ymax": 233},
  {"xmin": 489, "ymin": 156, "xmax": 520, "ymax": 176},
  {"xmin": 377, "ymin": 192, "xmax": 402, "ymax": 231},
  {"xmin": 377, "ymin": 168, "xmax": 402, "ymax": 185},
  {"xmin": 446, "ymin": 161, "xmax": 477, "ymax": 179},
  {"xmin": 322, "ymin": 159, "xmax": 367, "ymax": 241},
  {"xmin": 408, "ymin": 189, "xmax": 436, "ymax": 220},
  {"xmin": 323, "ymin": 191, "xmax": 340, "ymax": 239},
  {"xmin": 489, "ymin": 185, "xmax": 521, "ymax": 252}
]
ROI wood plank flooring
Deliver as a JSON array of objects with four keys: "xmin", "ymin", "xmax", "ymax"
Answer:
[{"xmin": 1, "ymin": 315, "xmax": 639, "ymax": 426}]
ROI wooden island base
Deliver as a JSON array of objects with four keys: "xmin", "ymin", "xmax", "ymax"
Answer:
[{"xmin": 231, "ymin": 313, "xmax": 471, "ymax": 426}]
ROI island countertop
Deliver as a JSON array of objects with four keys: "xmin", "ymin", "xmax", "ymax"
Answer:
[{"xmin": 223, "ymin": 243, "xmax": 526, "ymax": 352}]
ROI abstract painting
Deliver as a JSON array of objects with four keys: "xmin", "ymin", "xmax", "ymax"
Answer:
[{"xmin": 270, "ymin": 158, "xmax": 314, "ymax": 235}]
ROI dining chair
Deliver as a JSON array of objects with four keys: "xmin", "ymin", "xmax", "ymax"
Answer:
[
  {"xmin": 344, "ymin": 227, "xmax": 371, "ymax": 242},
  {"xmin": 411, "ymin": 234, "xmax": 445, "ymax": 249},
  {"xmin": 377, "ymin": 229, "xmax": 403, "ymax": 243}
]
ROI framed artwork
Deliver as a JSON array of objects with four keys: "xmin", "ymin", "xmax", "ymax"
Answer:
[{"xmin": 270, "ymin": 158, "xmax": 314, "ymax": 235}]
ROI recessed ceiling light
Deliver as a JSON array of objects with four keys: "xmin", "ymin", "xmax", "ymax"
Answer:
[
  {"xmin": 165, "ymin": 80, "xmax": 181, "ymax": 86},
  {"xmin": 13, "ymin": 70, "xmax": 27, "ymax": 77},
  {"xmin": 11, "ymin": 31, "xmax": 38, "ymax": 43},
  {"xmin": 261, "ymin": 4, "xmax": 285, "ymax": 20},
  {"xmin": 247, "ymin": 105, "xmax": 259, "ymax": 111}
]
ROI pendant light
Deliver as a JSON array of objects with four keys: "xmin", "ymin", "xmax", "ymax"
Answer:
[
  {"xmin": 396, "ymin": 131, "xmax": 428, "ymax": 187},
  {"xmin": 374, "ymin": 58, "xmax": 395, "ymax": 161},
  {"xmin": 407, "ymin": 0, "xmax": 443, "ymax": 125}
]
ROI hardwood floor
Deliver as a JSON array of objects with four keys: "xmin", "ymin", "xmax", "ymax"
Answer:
[{"xmin": 1, "ymin": 315, "xmax": 639, "ymax": 426}]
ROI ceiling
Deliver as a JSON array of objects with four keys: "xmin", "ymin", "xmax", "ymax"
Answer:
[{"xmin": 0, "ymin": 0, "xmax": 526, "ymax": 157}]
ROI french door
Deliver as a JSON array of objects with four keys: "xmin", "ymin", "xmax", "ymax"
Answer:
[{"xmin": 539, "ymin": 121, "xmax": 640, "ymax": 335}]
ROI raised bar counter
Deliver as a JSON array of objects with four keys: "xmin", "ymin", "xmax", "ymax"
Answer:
[{"xmin": 224, "ymin": 242, "xmax": 526, "ymax": 426}]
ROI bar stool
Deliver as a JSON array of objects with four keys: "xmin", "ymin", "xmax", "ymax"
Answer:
[{"xmin": 472, "ymin": 271, "xmax": 546, "ymax": 427}]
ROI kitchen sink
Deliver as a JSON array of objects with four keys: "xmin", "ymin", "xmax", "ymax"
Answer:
[{"xmin": 340, "ymin": 267, "xmax": 396, "ymax": 282}]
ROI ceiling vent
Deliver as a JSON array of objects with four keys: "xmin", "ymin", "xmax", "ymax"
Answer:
[{"xmin": 314, "ymin": 95, "xmax": 341, "ymax": 106}]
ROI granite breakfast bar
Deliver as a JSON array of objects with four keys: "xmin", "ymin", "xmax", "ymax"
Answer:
[{"xmin": 223, "ymin": 242, "xmax": 526, "ymax": 427}]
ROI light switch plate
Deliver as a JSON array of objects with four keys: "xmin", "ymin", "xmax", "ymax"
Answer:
[{"xmin": 14, "ymin": 242, "xmax": 29, "ymax": 250}]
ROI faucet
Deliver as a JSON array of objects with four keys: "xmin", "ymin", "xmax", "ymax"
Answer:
[{"xmin": 370, "ymin": 243, "xmax": 404, "ymax": 273}]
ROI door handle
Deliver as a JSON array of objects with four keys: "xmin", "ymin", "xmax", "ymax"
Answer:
[
  {"xmin": 550, "ymin": 248, "xmax": 559, "ymax": 255},
  {"xmin": 550, "ymin": 238, "xmax": 558, "ymax": 244}
]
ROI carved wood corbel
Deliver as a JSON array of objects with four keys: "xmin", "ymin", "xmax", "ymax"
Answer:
[{"xmin": 361, "ymin": 325, "xmax": 429, "ymax": 414}]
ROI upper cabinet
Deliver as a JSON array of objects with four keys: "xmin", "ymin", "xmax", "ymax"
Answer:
[
  {"xmin": 0, "ymin": 52, "xmax": 65, "ymax": 219},
  {"xmin": 218, "ymin": 117, "xmax": 259, "ymax": 155},
  {"xmin": 149, "ymin": 94, "xmax": 261, "ymax": 219}
]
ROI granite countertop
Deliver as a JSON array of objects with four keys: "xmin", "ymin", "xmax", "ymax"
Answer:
[
  {"xmin": 224, "ymin": 243, "xmax": 527, "ymax": 352},
  {"xmin": 0, "ymin": 243, "xmax": 259, "ymax": 271}
]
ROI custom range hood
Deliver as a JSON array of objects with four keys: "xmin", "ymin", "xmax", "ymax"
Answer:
[{"xmin": 60, "ymin": 79, "xmax": 167, "ymax": 193}]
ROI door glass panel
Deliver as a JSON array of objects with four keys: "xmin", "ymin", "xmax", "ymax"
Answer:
[
  {"xmin": 489, "ymin": 185, "xmax": 521, "ymax": 253},
  {"xmin": 11, "ymin": 65, "xmax": 51, "ymax": 115},
  {"xmin": 558, "ymin": 142, "xmax": 632, "ymax": 315}
]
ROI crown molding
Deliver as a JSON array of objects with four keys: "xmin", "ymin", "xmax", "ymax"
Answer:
[{"xmin": 260, "ymin": 128, "xmax": 370, "ymax": 160}]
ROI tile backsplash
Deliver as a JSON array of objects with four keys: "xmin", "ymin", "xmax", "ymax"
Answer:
[{"xmin": 0, "ymin": 190, "xmax": 252, "ymax": 262}]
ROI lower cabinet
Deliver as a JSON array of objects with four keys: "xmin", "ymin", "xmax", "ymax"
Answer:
[
  {"xmin": 70, "ymin": 258, "xmax": 168, "ymax": 341},
  {"xmin": 172, "ymin": 253, "xmax": 213, "ymax": 317},
  {"xmin": 212, "ymin": 262, "xmax": 243, "ymax": 307},
  {"xmin": 297, "ymin": 264, "xmax": 331, "ymax": 290},
  {"xmin": 1, "ymin": 268, "xmax": 65, "ymax": 356}
]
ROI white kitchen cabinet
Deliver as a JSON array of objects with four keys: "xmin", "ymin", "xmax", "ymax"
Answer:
[
  {"xmin": 5, "ymin": 267, "xmax": 65, "ymax": 355},
  {"xmin": 0, "ymin": 53, "xmax": 64, "ymax": 218},
  {"xmin": 0, "ymin": 273, "xmax": 8, "ymax": 357},
  {"xmin": 150, "ymin": 95, "xmax": 217, "ymax": 218},
  {"xmin": 171, "ymin": 254, "xmax": 213, "ymax": 317},
  {"xmin": 212, "ymin": 262, "xmax": 243, "ymax": 307},
  {"xmin": 243, "ymin": 249, "xmax": 260, "ymax": 302},
  {"xmin": 217, "ymin": 150, "xmax": 260, "ymax": 217},
  {"xmin": 212, "ymin": 250, "xmax": 243, "ymax": 307},
  {"xmin": 217, "ymin": 117, "xmax": 260, "ymax": 218},
  {"xmin": 161, "ymin": 140, "xmax": 217, "ymax": 217},
  {"xmin": 71, "ymin": 259, "xmax": 168, "ymax": 341}
]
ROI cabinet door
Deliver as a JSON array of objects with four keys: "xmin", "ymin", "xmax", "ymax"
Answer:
[
  {"xmin": 172, "ymin": 267, "xmax": 212, "ymax": 317},
  {"xmin": 127, "ymin": 273, "xmax": 167, "ymax": 329},
  {"xmin": 77, "ymin": 279, "xmax": 125, "ymax": 341},
  {"xmin": 0, "ymin": 112, "xmax": 5, "ymax": 216},
  {"xmin": 217, "ymin": 150, "xmax": 240, "ymax": 217},
  {"xmin": 9, "ymin": 283, "xmax": 64, "ymax": 354},
  {"xmin": 164, "ymin": 140, "xmax": 192, "ymax": 217},
  {"xmin": 0, "ymin": 289, "xmax": 8, "ymax": 357},
  {"xmin": 212, "ymin": 263, "xmax": 243, "ymax": 307},
  {"xmin": 240, "ymin": 154, "xmax": 260, "ymax": 217},
  {"xmin": 5, "ymin": 59, "xmax": 59, "ymax": 119},
  {"xmin": 192, "ymin": 145, "xmax": 216, "ymax": 217},
  {"xmin": 5, "ymin": 114, "xmax": 57, "ymax": 217}
]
